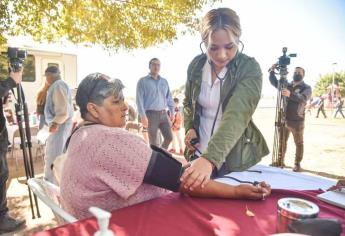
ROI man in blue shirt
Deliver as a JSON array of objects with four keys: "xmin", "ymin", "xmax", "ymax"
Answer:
[{"xmin": 136, "ymin": 58, "xmax": 174, "ymax": 149}]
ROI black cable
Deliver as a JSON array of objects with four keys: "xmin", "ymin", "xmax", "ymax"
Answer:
[{"xmin": 218, "ymin": 176, "xmax": 259, "ymax": 186}]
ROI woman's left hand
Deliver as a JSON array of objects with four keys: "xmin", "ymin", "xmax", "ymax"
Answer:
[
  {"xmin": 235, "ymin": 182, "xmax": 271, "ymax": 200},
  {"xmin": 180, "ymin": 156, "xmax": 214, "ymax": 190}
]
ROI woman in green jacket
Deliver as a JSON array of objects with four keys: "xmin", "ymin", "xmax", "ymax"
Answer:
[{"xmin": 181, "ymin": 8, "xmax": 269, "ymax": 191}]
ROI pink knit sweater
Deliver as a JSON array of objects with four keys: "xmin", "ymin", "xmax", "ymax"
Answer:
[{"xmin": 60, "ymin": 124, "xmax": 169, "ymax": 219}]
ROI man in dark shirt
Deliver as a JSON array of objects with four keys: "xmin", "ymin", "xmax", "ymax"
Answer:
[
  {"xmin": 316, "ymin": 96, "xmax": 327, "ymax": 118},
  {"xmin": 0, "ymin": 71, "xmax": 26, "ymax": 233},
  {"xmin": 269, "ymin": 66, "xmax": 312, "ymax": 171}
]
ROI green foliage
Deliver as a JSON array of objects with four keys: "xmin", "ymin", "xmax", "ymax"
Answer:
[
  {"xmin": 1, "ymin": 0, "xmax": 217, "ymax": 50},
  {"xmin": 0, "ymin": 0, "xmax": 11, "ymax": 46},
  {"xmin": 314, "ymin": 71, "xmax": 345, "ymax": 97}
]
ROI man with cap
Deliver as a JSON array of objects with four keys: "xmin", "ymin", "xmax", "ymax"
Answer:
[
  {"xmin": 0, "ymin": 70, "xmax": 26, "ymax": 233},
  {"xmin": 44, "ymin": 66, "xmax": 73, "ymax": 183}
]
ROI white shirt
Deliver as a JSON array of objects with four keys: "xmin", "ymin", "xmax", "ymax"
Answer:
[{"xmin": 196, "ymin": 61, "xmax": 228, "ymax": 156}]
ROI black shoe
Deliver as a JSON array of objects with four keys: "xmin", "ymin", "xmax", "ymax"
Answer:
[
  {"xmin": 0, "ymin": 214, "xmax": 26, "ymax": 233},
  {"xmin": 293, "ymin": 164, "xmax": 301, "ymax": 172}
]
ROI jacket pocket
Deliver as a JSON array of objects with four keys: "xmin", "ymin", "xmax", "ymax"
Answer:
[{"xmin": 225, "ymin": 122, "xmax": 268, "ymax": 172}]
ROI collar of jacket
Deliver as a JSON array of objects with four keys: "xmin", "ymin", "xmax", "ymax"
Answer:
[
  {"xmin": 189, "ymin": 52, "xmax": 241, "ymax": 84},
  {"xmin": 289, "ymin": 80, "xmax": 307, "ymax": 89}
]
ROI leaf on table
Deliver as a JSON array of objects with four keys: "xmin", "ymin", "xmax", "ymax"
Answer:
[{"xmin": 245, "ymin": 205, "xmax": 255, "ymax": 217}]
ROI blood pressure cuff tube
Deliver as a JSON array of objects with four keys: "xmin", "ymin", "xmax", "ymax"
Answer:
[{"xmin": 143, "ymin": 145, "xmax": 184, "ymax": 192}]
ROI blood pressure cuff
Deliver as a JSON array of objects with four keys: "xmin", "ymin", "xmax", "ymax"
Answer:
[{"xmin": 143, "ymin": 145, "xmax": 184, "ymax": 192}]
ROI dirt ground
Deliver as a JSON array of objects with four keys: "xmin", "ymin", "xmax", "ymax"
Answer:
[
  {"xmin": 254, "ymin": 107, "xmax": 345, "ymax": 179},
  {"xmin": 3, "ymin": 107, "xmax": 345, "ymax": 235}
]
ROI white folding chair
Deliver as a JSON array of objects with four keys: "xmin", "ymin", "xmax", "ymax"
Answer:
[
  {"xmin": 27, "ymin": 178, "xmax": 77, "ymax": 224},
  {"xmin": 10, "ymin": 128, "xmax": 21, "ymax": 169},
  {"xmin": 10, "ymin": 126, "xmax": 44, "ymax": 169}
]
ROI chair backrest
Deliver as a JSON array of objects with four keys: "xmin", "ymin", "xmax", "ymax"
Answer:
[
  {"xmin": 12, "ymin": 128, "xmax": 20, "ymax": 141},
  {"xmin": 30, "ymin": 126, "xmax": 39, "ymax": 136},
  {"xmin": 53, "ymin": 153, "xmax": 67, "ymax": 186},
  {"xmin": 12, "ymin": 126, "xmax": 40, "ymax": 143},
  {"xmin": 27, "ymin": 178, "xmax": 77, "ymax": 224}
]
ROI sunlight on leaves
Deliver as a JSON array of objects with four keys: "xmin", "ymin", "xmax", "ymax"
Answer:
[{"xmin": 1, "ymin": 0, "xmax": 219, "ymax": 50}]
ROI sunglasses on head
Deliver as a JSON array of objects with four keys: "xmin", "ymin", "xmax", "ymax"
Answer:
[{"xmin": 87, "ymin": 73, "xmax": 111, "ymax": 101}]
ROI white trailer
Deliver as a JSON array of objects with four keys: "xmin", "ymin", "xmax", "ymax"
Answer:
[{"xmin": 5, "ymin": 47, "xmax": 78, "ymax": 113}]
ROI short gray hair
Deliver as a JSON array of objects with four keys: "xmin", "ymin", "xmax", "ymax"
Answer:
[
  {"xmin": 45, "ymin": 66, "xmax": 61, "ymax": 79},
  {"xmin": 76, "ymin": 73, "xmax": 125, "ymax": 119}
]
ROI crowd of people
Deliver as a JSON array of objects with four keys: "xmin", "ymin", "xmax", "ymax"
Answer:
[{"xmin": 0, "ymin": 6, "xmax": 344, "ymax": 234}]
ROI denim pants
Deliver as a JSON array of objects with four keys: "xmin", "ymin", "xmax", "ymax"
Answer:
[
  {"xmin": 282, "ymin": 121, "xmax": 304, "ymax": 165},
  {"xmin": 146, "ymin": 110, "xmax": 172, "ymax": 149}
]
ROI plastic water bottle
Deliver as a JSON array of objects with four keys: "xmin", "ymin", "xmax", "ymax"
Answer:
[
  {"xmin": 89, "ymin": 207, "xmax": 114, "ymax": 236},
  {"xmin": 32, "ymin": 115, "xmax": 37, "ymax": 125}
]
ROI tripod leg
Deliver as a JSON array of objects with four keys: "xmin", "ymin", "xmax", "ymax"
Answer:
[{"xmin": 14, "ymin": 84, "xmax": 40, "ymax": 218}]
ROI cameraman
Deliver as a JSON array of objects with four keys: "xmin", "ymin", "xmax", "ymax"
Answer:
[
  {"xmin": 269, "ymin": 65, "xmax": 312, "ymax": 171},
  {"xmin": 0, "ymin": 71, "xmax": 26, "ymax": 233}
]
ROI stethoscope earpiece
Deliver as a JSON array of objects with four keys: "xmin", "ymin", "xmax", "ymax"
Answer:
[{"xmin": 199, "ymin": 41, "xmax": 206, "ymax": 54}]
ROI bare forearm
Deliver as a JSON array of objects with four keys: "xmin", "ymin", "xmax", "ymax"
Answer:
[
  {"xmin": 180, "ymin": 180, "xmax": 236, "ymax": 198},
  {"xmin": 180, "ymin": 181, "xmax": 271, "ymax": 200}
]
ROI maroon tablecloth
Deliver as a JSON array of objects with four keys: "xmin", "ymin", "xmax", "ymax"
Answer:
[{"xmin": 32, "ymin": 189, "xmax": 345, "ymax": 236}]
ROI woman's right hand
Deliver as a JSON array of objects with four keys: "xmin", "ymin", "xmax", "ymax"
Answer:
[
  {"xmin": 234, "ymin": 182, "xmax": 271, "ymax": 200},
  {"xmin": 184, "ymin": 128, "xmax": 198, "ymax": 151}
]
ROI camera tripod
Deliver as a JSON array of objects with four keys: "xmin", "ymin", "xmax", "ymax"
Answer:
[
  {"xmin": 13, "ymin": 84, "xmax": 40, "ymax": 219},
  {"xmin": 271, "ymin": 66, "xmax": 288, "ymax": 168},
  {"xmin": 271, "ymin": 47, "xmax": 296, "ymax": 168}
]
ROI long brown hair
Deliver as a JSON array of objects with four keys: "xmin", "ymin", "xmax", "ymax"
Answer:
[{"xmin": 36, "ymin": 82, "xmax": 49, "ymax": 106}]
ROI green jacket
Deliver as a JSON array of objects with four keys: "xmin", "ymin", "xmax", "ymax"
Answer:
[{"xmin": 183, "ymin": 53, "xmax": 269, "ymax": 172}]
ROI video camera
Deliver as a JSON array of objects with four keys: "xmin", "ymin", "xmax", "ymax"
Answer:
[
  {"xmin": 278, "ymin": 47, "xmax": 296, "ymax": 68},
  {"xmin": 270, "ymin": 47, "xmax": 296, "ymax": 72},
  {"xmin": 7, "ymin": 47, "xmax": 27, "ymax": 72}
]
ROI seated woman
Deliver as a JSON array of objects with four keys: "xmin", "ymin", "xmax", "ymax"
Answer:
[{"xmin": 60, "ymin": 73, "xmax": 271, "ymax": 219}]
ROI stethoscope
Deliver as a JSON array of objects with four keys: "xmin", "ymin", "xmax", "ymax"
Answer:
[{"xmin": 197, "ymin": 40, "xmax": 244, "ymax": 139}]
